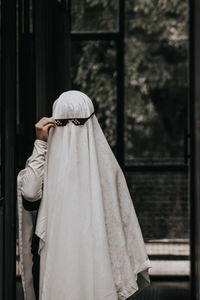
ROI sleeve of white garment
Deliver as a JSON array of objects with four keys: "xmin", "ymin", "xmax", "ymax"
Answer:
[{"xmin": 21, "ymin": 139, "xmax": 48, "ymax": 202}]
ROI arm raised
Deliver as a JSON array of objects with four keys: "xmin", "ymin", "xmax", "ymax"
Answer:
[
  {"xmin": 21, "ymin": 116, "xmax": 56, "ymax": 201},
  {"xmin": 21, "ymin": 139, "xmax": 48, "ymax": 201}
]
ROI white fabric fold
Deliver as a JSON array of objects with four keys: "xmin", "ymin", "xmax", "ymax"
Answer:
[
  {"xmin": 17, "ymin": 139, "xmax": 48, "ymax": 300},
  {"xmin": 17, "ymin": 90, "xmax": 152, "ymax": 300},
  {"xmin": 35, "ymin": 90, "xmax": 152, "ymax": 300}
]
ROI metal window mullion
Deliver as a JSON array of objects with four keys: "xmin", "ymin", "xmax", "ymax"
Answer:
[
  {"xmin": 116, "ymin": 0, "xmax": 125, "ymax": 167},
  {"xmin": 189, "ymin": 0, "xmax": 200, "ymax": 298}
]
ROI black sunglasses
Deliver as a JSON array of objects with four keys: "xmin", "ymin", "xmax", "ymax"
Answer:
[{"xmin": 55, "ymin": 111, "xmax": 95, "ymax": 126}]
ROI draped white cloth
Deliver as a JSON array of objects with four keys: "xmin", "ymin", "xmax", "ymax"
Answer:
[
  {"xmin": 17, "ymin": 139, "xmax": 48, "ymax": 300},
  {"xmin": 18, "ymin": 90, "xmax": 152, "ymax": 300}
]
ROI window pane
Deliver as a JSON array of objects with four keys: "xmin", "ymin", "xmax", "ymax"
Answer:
[
  {"xmin": 124, "ymin": 0, "xmax": 189, "ymax": 164},
  {"xmin": 71, "ymin": 40, "xmax": 117, "ymax": 152},
  {"xmin": 125, "ymin": 171, "xmax": 189, "ymax": 241},
  {"xmin": 71, "ymin": 0, "xmax": 118, "ymax": 33}
]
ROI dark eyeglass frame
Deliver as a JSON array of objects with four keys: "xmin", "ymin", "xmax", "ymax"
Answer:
[{"xmin": 55, "ymin": 111, "xmax": 95, "ymax": 126}]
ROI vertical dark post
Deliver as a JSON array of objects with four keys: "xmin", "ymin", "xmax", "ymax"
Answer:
[
  {"xmin": 190, "ymin": 0, "xmax": 200, "ymax": 299},
  {"xmin": 0, "ymin": 0, "xmax": 4, "ymax": 297},
  {"xmin": 0, "ymin": 204, "xmax": 3, "ymax": 300},
  {"xmin": 1, "ymin": 0, "xmax": 16, "ymax": 299},
  {"xmin": 35, "ymin": 0, "xmax": 54, "ymax": 118},
  {"xmin": 35, "ymin": 0, "xmax": 71, "ymax": 119},
  {"xmin": 53, "ymin": 0, "xmax": 71, "ymax": 100},
  {"xmin": 116, "ymin": 0, "xmax": 124, "ymax": 167},
  {"xmin": 17, "ymin": 0, "xmax": 37, "ymax": 168},
  {"xmin": 0, "ymin": 198, "xmax": 3, "ymax": 299}
]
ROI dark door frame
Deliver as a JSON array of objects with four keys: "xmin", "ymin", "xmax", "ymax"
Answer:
[
  {"xmin": 0, "ymin": 0, "xmax": 17, "ymax": 299},
  {"xmin": 190, "ymin": 0, "xmax": 200, "ymax": 299}
]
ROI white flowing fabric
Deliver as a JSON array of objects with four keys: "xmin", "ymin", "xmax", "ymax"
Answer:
[{"xmin": 35, "ymin": 90, "xmax": 152, "ymax": 300}]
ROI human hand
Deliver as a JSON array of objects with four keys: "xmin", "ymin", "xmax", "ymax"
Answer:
[{"xmin": 35, "ymin": 117, "xmax": 56, "ymax": 142}]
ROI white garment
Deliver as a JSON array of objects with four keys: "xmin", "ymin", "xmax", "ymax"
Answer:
[
  {"xmin": 19, "ymin": 90, "xmax": 152, "ymax": 300},
  {"xmin": 21, "ymin": 139, "xmax": 48, "ymax": 201},
  {"xmin": 17, "ymin": 139, "xmax": 48, "ymax": 300}
]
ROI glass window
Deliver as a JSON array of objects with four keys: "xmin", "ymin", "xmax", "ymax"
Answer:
[
  {"xmin": 71, "ymin": 40, "xmax": 117, "ymax": 152},
  {"xmin": 124, "ymin": 0, "xmax": 189, "ymax": 164},
  {"xmin": 71, "ymin": 0, "xmax": 119, "ymax": 33}
]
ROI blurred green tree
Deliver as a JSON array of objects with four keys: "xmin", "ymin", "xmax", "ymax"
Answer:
[{"xmin": 71, "ymin": 0, "xmax": 189, "ymax": 162}]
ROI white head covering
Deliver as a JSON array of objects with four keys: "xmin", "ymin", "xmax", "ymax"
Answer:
[{"xmin": 35, "ymin": 90, "xmax": 152, "ymax": 300}]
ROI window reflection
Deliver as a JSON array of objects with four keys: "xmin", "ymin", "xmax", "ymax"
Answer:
[
  {"xmin": 71, "ymin": 0, "xmax": 119, "ymax": 33},
  {"xmin": 71, "ymin": 40, "xmax": 117, "ymax": 152},
  {"xmin": 124, "ymin": 0, "xmax": 189, "ymax": 163}
]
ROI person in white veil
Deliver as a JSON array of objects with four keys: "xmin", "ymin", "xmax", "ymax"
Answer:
[{"xmin": 17, "ymin": 90, "xmax": 152, "ymax": 300}]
